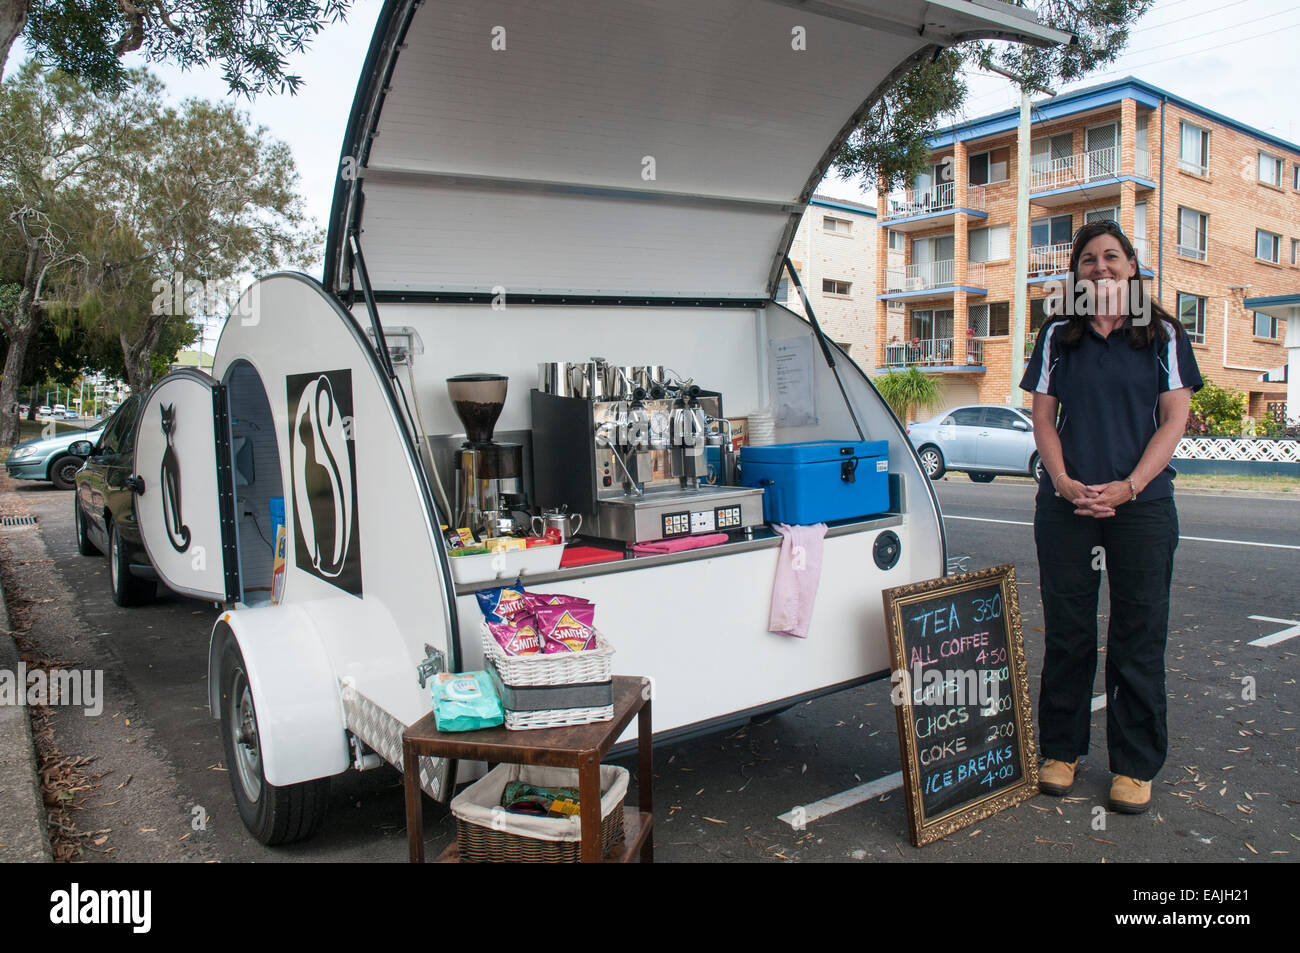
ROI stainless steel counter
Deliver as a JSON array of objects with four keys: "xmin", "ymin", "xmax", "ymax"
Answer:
[{"xmin": 452, "ymin": 510, "xmax": 905, "ymax": 595}]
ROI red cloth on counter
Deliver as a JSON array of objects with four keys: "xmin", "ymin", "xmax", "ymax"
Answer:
[{"xmin": 631, "ymin": 533, "xmax": 729, "ymax": 556}]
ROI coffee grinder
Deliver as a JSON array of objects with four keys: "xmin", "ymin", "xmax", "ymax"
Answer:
[{"xmin": 446, "ymin": 373, "xmax": 523, "ymax": 538}]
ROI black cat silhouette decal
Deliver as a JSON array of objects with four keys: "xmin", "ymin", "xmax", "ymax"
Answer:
[
  {"xmin": 159, "ymin": 403, "xmax": 191, "ymax": 553},
  {"xmin": 288, "ymin": 370, "xmax": 360, "ymax": 595}
]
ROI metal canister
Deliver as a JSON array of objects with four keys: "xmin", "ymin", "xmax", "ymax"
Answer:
[{"xmin": 537, "ymin": 362, "xmax": 572, "ymax": 395}]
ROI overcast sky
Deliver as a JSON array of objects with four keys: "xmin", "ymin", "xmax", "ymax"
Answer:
[{"xmin": 17, "ymin": 0, "xmax": 1300, "ymax": 237}]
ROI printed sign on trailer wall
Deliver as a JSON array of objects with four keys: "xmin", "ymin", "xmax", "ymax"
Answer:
[{"xmin": 287, "ymin": 369, "xmax": 363, "ymax": 597}]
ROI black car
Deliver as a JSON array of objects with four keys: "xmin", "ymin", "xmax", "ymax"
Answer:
[{"xmin": 71, "ymin": 394, "xmax": 158, "ymax": 606}]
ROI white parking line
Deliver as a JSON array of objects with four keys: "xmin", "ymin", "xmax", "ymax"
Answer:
[
  {"xmin": 1178, "ymin": 535, "xmax": 1300, "ymax": 551},
  {"xmin": 779, "ymin": 694, "xmax": 1109, "ymax": 828},
  {"xmin": 778, "ymin": 772, "xmax": 903, "ymax": 828},
  {"xmin": 1248, "ymin": 616, "xmax": 1300, "ymax": 647},
  {"xmin": 946, "ymin": 515, "xmax": 1300, "ymax": 551},
  {"xmin": 946, "ymin": 515, "xmax": 1032, "ymax": 527}
]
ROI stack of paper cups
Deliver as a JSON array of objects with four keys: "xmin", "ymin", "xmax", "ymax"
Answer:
[{"xmin": 748, "ymin": 411, "xmax": 775, "ymax": 446}]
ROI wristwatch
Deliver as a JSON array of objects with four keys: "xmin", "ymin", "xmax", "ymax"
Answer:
[{"xmin": 1128, "ymin": 477, "xmax": 1137, "ymax": 502}]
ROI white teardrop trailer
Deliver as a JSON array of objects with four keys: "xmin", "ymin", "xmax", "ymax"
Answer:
[{"xmin": 124, "ymin": 0, "xmax": 1065, "ymax": 843}]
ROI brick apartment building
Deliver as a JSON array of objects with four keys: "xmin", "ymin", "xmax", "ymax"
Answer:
[
  {"xmin": 776, "ymin": 194, "xmax": 880, "ymax": 364},
  {"xmin": 873, "ymin": 77, "xmax": 1299, "ymax": 421}
]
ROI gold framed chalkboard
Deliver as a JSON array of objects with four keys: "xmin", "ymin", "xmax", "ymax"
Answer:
[{"xmin": 883, "ymin": 564, "xmax": 1039, "ymax": 847}]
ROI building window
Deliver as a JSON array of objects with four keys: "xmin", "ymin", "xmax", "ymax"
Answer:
[
  {"xmin": 887, "ymin": 299, "xmax": 904, "ymax": 311},
  {"xmin": 1177, "ymin": 292, "xmax": 1206, "ymax": 344},
  {"xmin": 1178, "ymin": 122, "xmax": 1209, "ymax": 175},
  {"xmin": 1030, "ymin": 133, "xmax": 1073, "ymax": 174},
  {"xmin": 888, "ymin": 230, "xmax": 904, "ymax": 251},
  {"xmin": 1294, "ymin": 164, "xmax": 1300, "ymax": 190},
  {"xmin": 968, "ymin": 224, "xmax": 1010, "ymax": 262},
  {"xmin": 1292, "ymin": 238, "xmax": 1299, "ymax": 265},
  {"xmin": 823, "ymin": 216, "xmax": 852, "ymax": 236},
  {"xmin": 1030, "ymin": 213, "xmax": 1072, "ymax": 248},
  {"xmin": 823, "ymin": 279, "xmax": 851, "ymax": 295},
  {"xmin": 911, "ymin": 309, "xmax": 954, "ymax": 340},
  {"xmin": 968, "ymin": 147, "xmax": 1010, "ymax": 186},
  {"xmin": 1177, "ymin": 207, "xmax": 1208, "ymax": 260},
  {"xmin": 1253, "ymin": 312, "xmax": 1279, "ymax": 339},
  {"xmin": 1258, "ymin": 152, "xmax": 1284, "ymax": 187},
  {"xmin": 969, "ymin": 302, "xmax": 1010, "ymax": 337},
  {"xmin": 1256, "ymin": 230, "xmax": 1281, "ymax": 263}
]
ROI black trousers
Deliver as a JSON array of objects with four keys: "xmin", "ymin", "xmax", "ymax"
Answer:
[{"xmin": 1033, "ymin": 495, "xmax": 1179, "ymax": 781}]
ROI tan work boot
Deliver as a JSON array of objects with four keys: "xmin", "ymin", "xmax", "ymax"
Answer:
[
  {"xmin": 1038, "ymin": 759, "xmax": 1076, "ymax": 796},
  {"xmin": 1109, "ymin": 775, "xmax": 1152, "ymax": 814}
]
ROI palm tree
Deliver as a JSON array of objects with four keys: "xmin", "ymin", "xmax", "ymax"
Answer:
[{"xmin": 873, "ymin": 366, "xmax": 943, "ymax": 425}]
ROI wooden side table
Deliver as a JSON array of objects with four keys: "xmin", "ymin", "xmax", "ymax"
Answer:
[{"xmin": 403, "ymin": 674, "xmax": 653, "ymax": 863}]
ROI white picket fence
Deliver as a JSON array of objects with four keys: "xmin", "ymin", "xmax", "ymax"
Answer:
[{"xmin": 1173, "ymin": 438, "xmax": 1300, "ymax": 462}]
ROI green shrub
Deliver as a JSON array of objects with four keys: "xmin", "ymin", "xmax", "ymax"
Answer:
[{"xmin": 1187, "ymin": 378, "xmax": 1248, "ymax": 437}]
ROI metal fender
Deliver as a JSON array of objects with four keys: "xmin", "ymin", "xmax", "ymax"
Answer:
[{"xmin": 208, "ymin": 604, "xmax": 350, "ymax": 786}]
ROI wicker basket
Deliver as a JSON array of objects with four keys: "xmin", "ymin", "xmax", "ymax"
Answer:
[
  {"xmin": 479, "ymin": 621, "xmax": 614, "ymax": 685},
  {"xmin": 479, "ymin": 621, "xmax": 615, "ymax": 729},
  {"xmin": 451, "ymin": 763, "xmax": 629, "ymax": 862}
]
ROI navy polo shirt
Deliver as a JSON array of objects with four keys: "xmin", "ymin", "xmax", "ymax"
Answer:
[{"xmin": 1020, "ymin": 318, "xmax": 1203, "ymax": 504}]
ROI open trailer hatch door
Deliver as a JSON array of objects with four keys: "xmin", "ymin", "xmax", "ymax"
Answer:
[{"xmin": 133, "ymin": 368, "xmax": 240, "ymax": 602}]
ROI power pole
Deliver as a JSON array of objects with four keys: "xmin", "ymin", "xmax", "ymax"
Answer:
[{"xmin": 982, "ymin": 65, "xmax": 1055, "ymax": 407}]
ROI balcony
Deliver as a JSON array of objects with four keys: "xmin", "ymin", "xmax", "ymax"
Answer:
[
  {"xmin": 881, "ymin": 183, "xmax": 986, "ymax": 230},
  {"xmin": 1029, "ymin": 146, "xmax": 1153, "ymax": 207},
  {"xmin": 882, "ymin": 260, "xmax": 985, "ymax": 295},
  {"xmin": 1031, "ymin": 146, "xmax": 1117, "ymax": 191},
  {"xmin": 1027, "ymin": 242, "xmax": 1071, "ymax": 278},
  {"xmin": 1135, "ymin": 147, "xmax": 1150, "ymax": 177},
  {"xmin": 882, "ymin": 337, "xmax": 985, "ymax": 368}
]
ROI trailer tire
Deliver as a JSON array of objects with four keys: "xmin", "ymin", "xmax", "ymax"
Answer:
[{"xmin": 218, "ymin": 632, "xmax": 331, "ymax": 845}]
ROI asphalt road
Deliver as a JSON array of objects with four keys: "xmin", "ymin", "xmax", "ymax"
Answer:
[{"xmin": 5, "ymin": 476, "xmax": 1297, "ymax": 863}]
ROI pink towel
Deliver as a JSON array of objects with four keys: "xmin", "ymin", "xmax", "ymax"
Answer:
[
  {"xmin": 632, "ymin": 532, "xmax": 729, "ymax": 556},
  {"xmin": 769, "ymin": 523, "xmax": 828, "ymax": 639}
]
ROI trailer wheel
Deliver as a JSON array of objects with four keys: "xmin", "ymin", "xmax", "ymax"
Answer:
[{"xmin": 218, "ymin": 632, "xmax": 330, "ymax": 845}]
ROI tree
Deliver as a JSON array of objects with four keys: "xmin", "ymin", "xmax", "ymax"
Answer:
[
  {"xmin": 0, "ymin": 62, "xmax": 160, "ymax": 443},
  {"xmin": 873, "ymin": 366, "xmax": 944, "ymax": 425},
  {"xmin": 3, "ymin": 0, "xmax": 350, "ymax": 95},
  {"xmin": 835, "ymin": 0, "xmax": 1156, "ymax": 191},
  {"xmin": 55, "ymin": 95, "xmax": 320, "ymax": 393}
]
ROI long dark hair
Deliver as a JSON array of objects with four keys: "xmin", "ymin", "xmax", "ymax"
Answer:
[{"xmin": 1054, "ymin": 220, "xmax": 1181, "ymax": 349}]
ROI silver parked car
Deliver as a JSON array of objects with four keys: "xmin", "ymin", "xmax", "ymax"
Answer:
[
  {"xmin": 907, "ymin": 404, "xmax": 1043, "ymax": 483},
  {"xmin": 6, "ymin": 425, "xmax": 106, "ymax": 490}
]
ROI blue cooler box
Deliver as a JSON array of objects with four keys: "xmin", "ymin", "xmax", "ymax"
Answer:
[{"xmin": 739, "ymin": 440, "xmax": 889, "ymax": 525}]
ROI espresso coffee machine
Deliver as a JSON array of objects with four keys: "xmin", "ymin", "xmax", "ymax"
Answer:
[
  {"xmin": 530, "ymin": 377, "xmax": 764, "ymax": 544},
  {"xmin": 447, "ymin": 374, "xmax": 523, "ymax": 538}
]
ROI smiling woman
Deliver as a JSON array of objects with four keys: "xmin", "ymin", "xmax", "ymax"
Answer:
[{"xmin": 1021, "ymin": 220, "xmax": 1203, "ymax": 815}]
